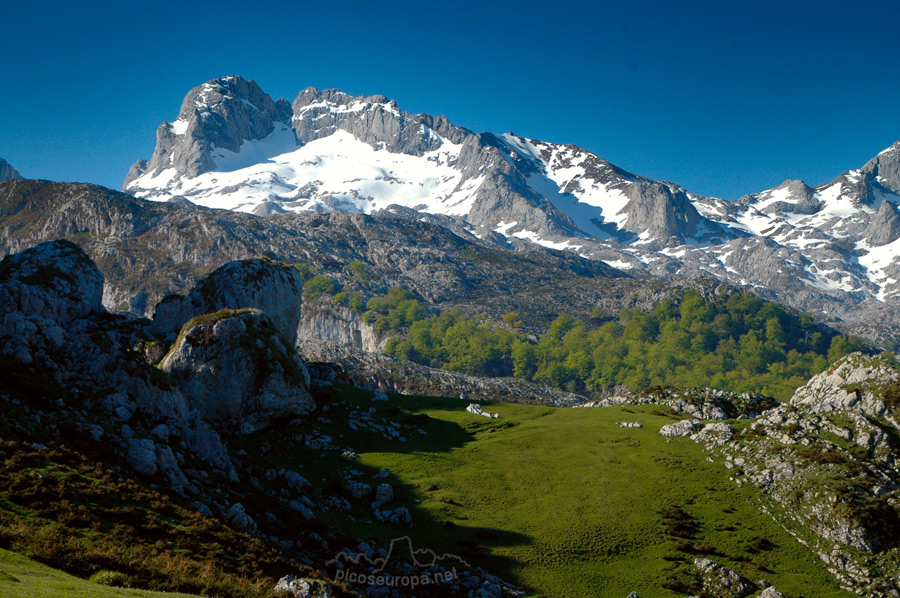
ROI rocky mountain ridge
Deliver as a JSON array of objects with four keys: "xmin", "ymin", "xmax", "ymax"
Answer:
[
  {"xmin": 121, "ymin": 76, "xmax": 900, "ymax": 344},
  {"xmin": 0, "ymin": 178, "xmax": 684, "ymax": 338}
]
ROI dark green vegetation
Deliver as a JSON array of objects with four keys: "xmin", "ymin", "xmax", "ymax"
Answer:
[
  {"xmin": 0, "ymin": 440, "xmax": 305, "ymax": 598},
  {"xmin": 364, "ymin": 287, "xmax": 866, "ymax": 400}
]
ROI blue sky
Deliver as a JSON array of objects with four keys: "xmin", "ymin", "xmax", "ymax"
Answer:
[{"xmin": 2, "ymin": 0, "xmax": 900, "ymax": 199}]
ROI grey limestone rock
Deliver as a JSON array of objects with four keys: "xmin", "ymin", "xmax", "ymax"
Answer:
[
  {"xmin": 124, "ymin": 75, "xmax": 293, "ymax": 189},
  {"xmin": 152, "ymin": 257, "xmax": 304, "ymax": 345},
  {"xmin": 861, "ymin": 141, "xmax": 900, "ymax": 195},
  {"xmin": 866, "ymin": 198, "xmax": 900, "ymax": 246},
  {"xmin": 273, "ymin": 575, "xmax": 332, "ymax": 598},
  {"xmin": 224, "ymin": 502, "xmax": 257, "ymax": 534},
  {"xmin": 125, "ymin": 436, "xmax": 158, "ymax": 476},
  {"xmin": 0, "ymin": 158, "xmax": 22, "ymax": 181},
  {"xmin": 659, "ymin": 419, "xmax": 701, "ymax": 437},
  {"xmin": 375, "ymin": 483, "xmax": 393, "ymax": 505},
  {"xmin": 692, "ymin": 422, "xmax": 734, "ymax": 448},
  {"xmin": 161, "ymin": 310, "xmax": 314, "ymax": 435},
  {"xmin": 694, "ymin": 557, "xmax": 755, "ymax": 598},
  {"xmin": 0, "ymin": 240, "xmax": 103, "ymax": 322}
]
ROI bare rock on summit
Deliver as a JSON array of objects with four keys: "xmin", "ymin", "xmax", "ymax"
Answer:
[
  {"xmin": 124, "ymin": 75, "xmax": 293, "ymax": 188},
  {"xmin": 0, "ymin": 158, "xmax": 21, "ymax": 181},
  {"xmin": 160, "ymin": 309, "xmax": 314, "ymax": 435}
]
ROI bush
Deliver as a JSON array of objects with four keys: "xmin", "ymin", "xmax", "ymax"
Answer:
[
  {"xmin": 302, "ymin": 274, "xmax": 337, "ymax": 301},
  {"xmin": 90, "ymin": 570, "xmax": 135, "ymax": 588}
]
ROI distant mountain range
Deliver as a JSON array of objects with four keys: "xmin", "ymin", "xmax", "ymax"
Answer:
[{"xmin": 119, "ymin": 76, "xmax": 900, "ymax": 344}]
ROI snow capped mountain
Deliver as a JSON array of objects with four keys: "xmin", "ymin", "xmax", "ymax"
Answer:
[{"xmin": 124, "ymin": 76, "xmax": 900, "ymax": 342}]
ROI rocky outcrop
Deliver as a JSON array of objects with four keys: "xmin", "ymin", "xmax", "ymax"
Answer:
[
  {"xmin": 659, "ymin": 419, "xmax": 701, "ymax": 437},
  {"xmin": 619, "ymin": 182, "xmax": 705, "ymax": 241},
  {"xmin": 0, "ymin": 158, "xmax": 21, "ymax": 181},
  {"xmin": 692, "ymin": 353, "xmax": 900, "ymax": 595},
  {"xmin": 161, "ymin": 309, "xmax": 314, "ymax": 434},
  {"xmin": 693, "ymin": 558, "xmax": 755, "ymax": 598},
  {"xmin": 298, "ymin": 341, "xmax": 586, "ymax": 406},
  {"xmin": 866, "ymin": 198, "xmax": 900, "ymax": 246},
  {"xmin": 0, "ymin": 241, "xmax": 239, "ymax": 487},
  {"xmin": 580, "ymin": 387, "xmax": 775, "ymax": 419},
  {"xmin": 273, "ymin": 575, "xmax": 332, "ymax": 598},
  {"xmin": 152, "ymin": 257, "xmax": 304, "ymax": 344}
]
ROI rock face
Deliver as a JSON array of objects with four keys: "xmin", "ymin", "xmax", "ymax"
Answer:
[
  {"xmin": 618, "ymin": 182, "xmax": 707, "ymax": 241},
  {"xmin": 0, "ymin": 241, "xmax": 240, "ymax": 488},
  {"xmin": 161, "ymin": 309, "xmax": 314, "ymax": 434},
  {"xmin": 861, "ymin": 141, "xmax": 900, "ymax": 195},
  {"xmin": 0, "ymin": 158, "xmax": 21, "ymax": 181},
  {"xmin": 124, "ymin": 76, "xmax": 293, "ymax": 188},
  {"xmin": 152, "ymin": 257, "xmax": 304, "ymax": 344},
  {"xmin": 866, "ymin": 198, "xmax": 900, "ymax": 246},
  {"xmin": 295, "ymin": 302, "xmax": 383, "ymax": 353}
]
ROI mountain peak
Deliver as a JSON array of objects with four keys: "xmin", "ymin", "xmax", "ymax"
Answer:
[
  {"xmin": 862, "ymin": 140, "xmax": 900, "ymax": 194},
  {"xmin": 0, "ymin": 158, "xmax": 22, "ymax": 181},
  {"xmin": 123, "ymin": 76, "xmax": 294, "ymax": 190}
]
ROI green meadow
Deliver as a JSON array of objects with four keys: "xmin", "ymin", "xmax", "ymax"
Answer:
[
  {"xmin": 247, "ymin": 385, "xmax": 853, "ymax": 598},
  {"xmin": 0, "ymin": 548, "xmax": 197, "ymax": 598}
]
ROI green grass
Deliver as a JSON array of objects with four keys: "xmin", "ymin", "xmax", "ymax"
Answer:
[
  {"xmin": 0, "ymin": 548, "xmax": 199, "ymax": 598},
  {"xmin": 261, "ymin": 385, "xmax": 855, "ymax": 598}
]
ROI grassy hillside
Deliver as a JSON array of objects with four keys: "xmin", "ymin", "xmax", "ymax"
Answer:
[
  {"xmin": 238, "ymin": 384, "xmax": 853, "ymax": 598},
  {"xmin": 0, "ymin": 548, "xmax": 198, "ymax": 598}
]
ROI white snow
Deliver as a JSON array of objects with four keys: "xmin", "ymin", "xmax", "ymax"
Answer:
[
  {"xmin": 512, "ymin": 230, "xmax": 582, "ymax": 251},
  {"xmin": 170, "ymin": 119, "xmax": 189, "ymax": 135},
  {"xmin": 130, "ymin": 128, "xmax": 480, "ymax": 217},
  {"xmin": 601, "ymin": 259, "xmax": 634, "ymax": 270}
]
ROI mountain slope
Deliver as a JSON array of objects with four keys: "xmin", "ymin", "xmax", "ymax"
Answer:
[{"xmin": 121, "ymin": 76, "xmax": 900, "ymax": 344}]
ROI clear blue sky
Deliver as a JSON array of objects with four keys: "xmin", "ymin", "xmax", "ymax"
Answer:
[{"xmin": 2, "ymin": 0, "xmax": 900, "ymax": 200}]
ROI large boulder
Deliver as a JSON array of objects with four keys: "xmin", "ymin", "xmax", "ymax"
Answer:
[
  {"xmin": 161, "ymin": 309, "xmax": 314, "ymax": 434},
  {"xmin": 152, "ymin": 258, "xmax": 304, "ymax": 344},
  {"xmin": 0, "ymin": 239, "xmax": 103, "ymax": 323},
  {"xmin": 694, "ymin": 558, "xmax": 755, "ymax": 598}
]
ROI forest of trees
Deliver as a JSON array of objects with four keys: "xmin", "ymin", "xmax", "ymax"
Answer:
[
  {"xmin": 368, "ymin": 287, "xmax": 865, "ymax": 400},
  {"xmin": 292, "ymin": 259, "xmax": 866, "ymax": 401}
]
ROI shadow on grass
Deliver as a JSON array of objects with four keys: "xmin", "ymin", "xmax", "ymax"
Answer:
[{"xmin": 233, "ymin": 382, "xmax": 537, "ymax": 595}]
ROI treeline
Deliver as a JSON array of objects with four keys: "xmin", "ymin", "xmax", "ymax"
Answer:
[{"xmin": 291, "ymin": 261, "xmax": 866, "ymax": 400}]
